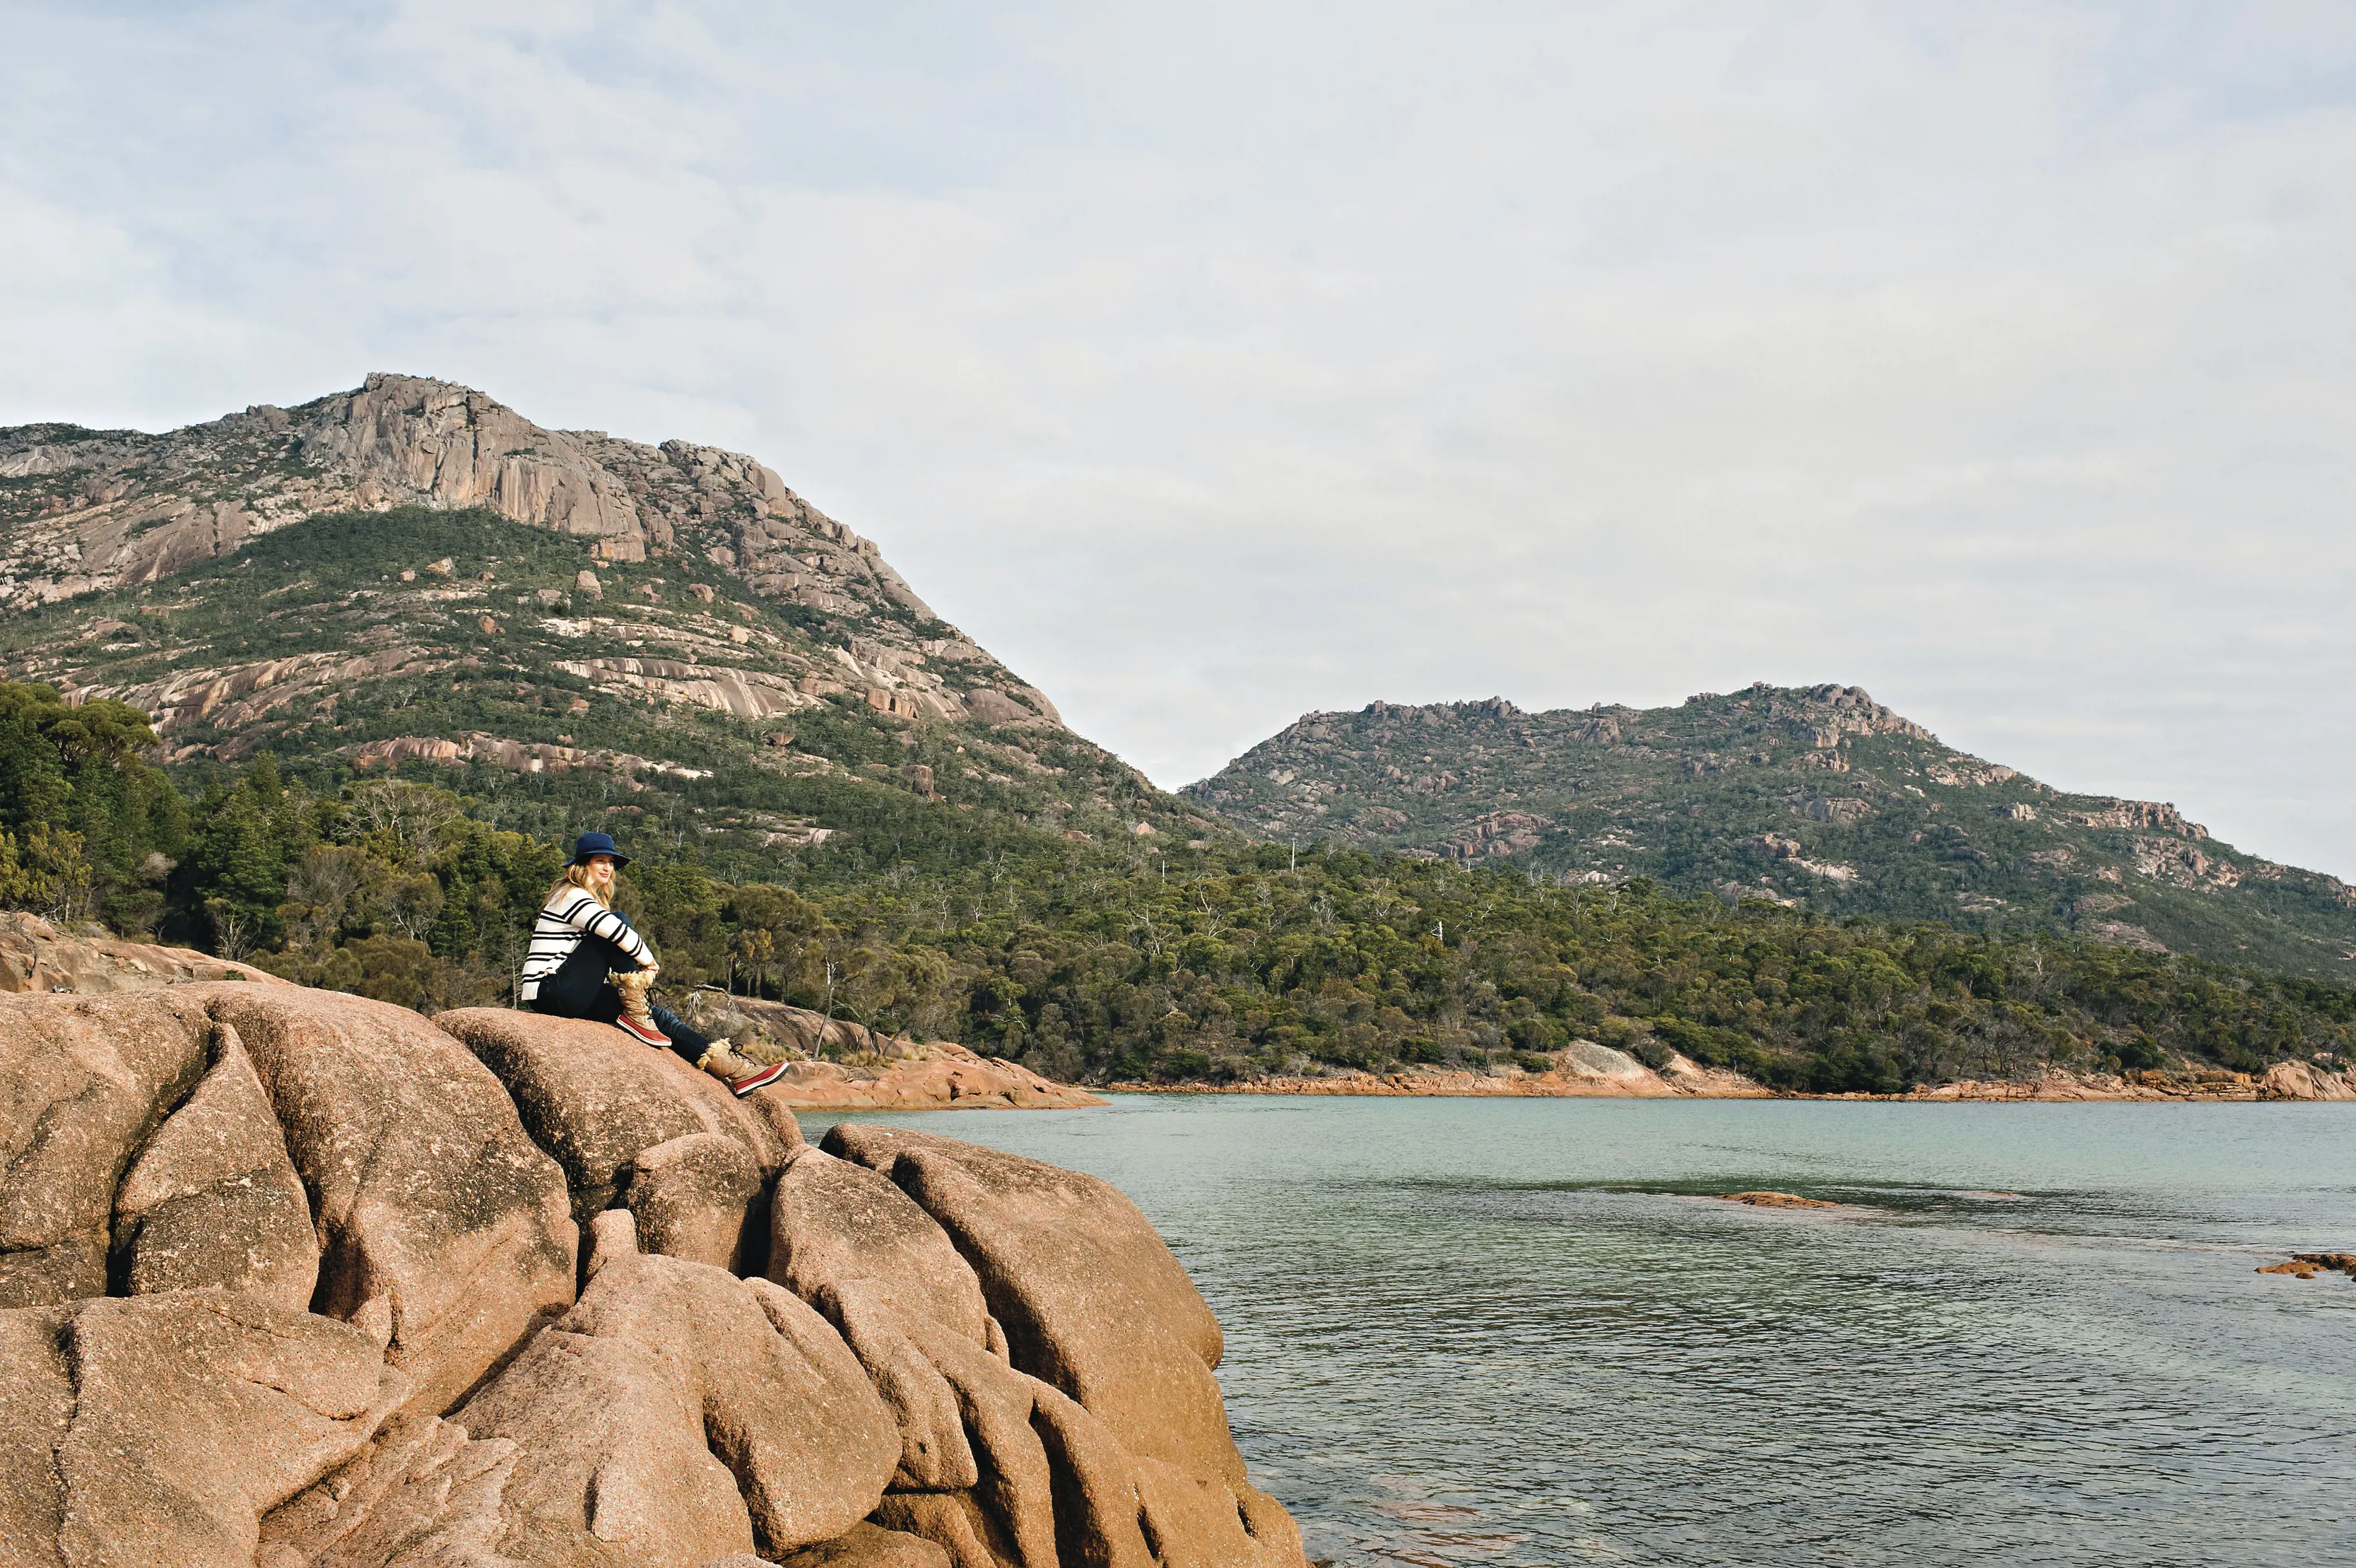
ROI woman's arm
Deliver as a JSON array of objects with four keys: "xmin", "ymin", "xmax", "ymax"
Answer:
[{"xmin": 547, "ymin": 891, "xmax": 657, "ymax": 969}]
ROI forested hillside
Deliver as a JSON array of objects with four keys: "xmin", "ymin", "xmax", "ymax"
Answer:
[
  {"xmin": 1, "ymin": 375, "xmax": 1212, "ymax": 878},
  {"xmin": 5, "ymin": 375, "xmax": 2352, "ymax": 1095},
  {"xmin": 0, "ymin": 503, "xmax": 1208, "ymax": 888},
  {"xmin": 5, "ymin": 684, "xmax": 2348, "ymax": 1094}
]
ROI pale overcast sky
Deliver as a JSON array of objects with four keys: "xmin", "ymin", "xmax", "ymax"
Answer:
[{"xmin": 5, "ymin": 4, "xmax": 2354, "ymax": 876}]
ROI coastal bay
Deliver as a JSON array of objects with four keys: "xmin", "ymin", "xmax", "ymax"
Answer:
[{"xmin": 803, "ymin": 1096, "xmax": 2356, "ymax": 1568}]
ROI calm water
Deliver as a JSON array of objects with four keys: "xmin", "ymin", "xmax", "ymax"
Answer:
[{"xmin": 799, "ymin": 1097, "xmax": 2356, "ymax": 1568}]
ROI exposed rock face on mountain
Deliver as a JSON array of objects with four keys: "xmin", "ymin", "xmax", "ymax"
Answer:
[
  {"xmin": 0, "ymin": 373, "xmax": 1051, "ymax": 725},
  {"xmin": 0, "ymin": 377, "xmax": 1205, "ymax": 871},
  {"xmin": 2, "ymin": 375, "xmax": 638, "ymax": 598},
  {"xmin": 0, "ymin": 982, "xmax": 1302, "ymax": 1568},
  {"xmin": 5, "ymin": 373, "xmax": 850, "ymax": 599},
  {"xmin": 1185, "ymin": 683, "xmax": 2356, "ymax": 982}
]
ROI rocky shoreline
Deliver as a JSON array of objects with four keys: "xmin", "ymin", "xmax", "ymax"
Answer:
[
  {"xmin": 1111, "ymin": 1057, "xmax": 1765, "ymax": 1100},
  {"xmin": 679, "ymin": 991, "xmax": 1105, "ymax": 1111},
  {"xmin": 1112, "ymin": 1056, "xmax": 2356, "ymax": 1104},
  {"xmin": 1109, "ymin": 1037, "xmax": 1766, "ymax": 1100},
  {"xmin": 758, "ymin": 1051, "xmax": 1104, "ymax": 1112},
  {"xmin": 0, "ymin": 982, "xmax": 1304, "ymax": 1568},
  {"xmin": 1873, "ymin": 1060, "xmax": 2353, "ymax": 1102}
]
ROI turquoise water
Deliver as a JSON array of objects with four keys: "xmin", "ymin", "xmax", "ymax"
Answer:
[{"xmin": 799, "ymin": 1096, "xmax": 2356, "ymax": 1568}]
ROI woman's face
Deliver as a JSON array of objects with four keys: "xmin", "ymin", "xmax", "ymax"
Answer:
[{"xmin": 586, "ymin": 854, "xmax": 617, "ymax": 889}]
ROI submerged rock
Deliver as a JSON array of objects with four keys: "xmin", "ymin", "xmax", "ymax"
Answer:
[
  {"xmin": 1718, "ymin": 1191, "xmax": 1842, "ymax": 1209},
  {"xmin": 2256, "ymin": 1253, "xmax": 2356, "ymax": 1279}
]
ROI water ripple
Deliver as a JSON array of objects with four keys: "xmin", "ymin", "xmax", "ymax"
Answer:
[{"xmin": 801, "ymin": 1097, "xmax": 2356, "ymax": 1568}]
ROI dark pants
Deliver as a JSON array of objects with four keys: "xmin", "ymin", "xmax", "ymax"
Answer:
[{"xmin": 530, "ymin": 934, "xmax": 712, "ymax": 1066}]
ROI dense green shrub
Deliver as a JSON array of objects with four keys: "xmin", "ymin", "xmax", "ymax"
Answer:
[{"xmin": 0, "ymin": 683, "xmax": 187, "ymax": 931}]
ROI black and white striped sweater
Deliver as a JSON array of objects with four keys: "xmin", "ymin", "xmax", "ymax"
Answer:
[{"xmin": 517, "ymin": 888, "xmax": 656, "ymax": 1002}]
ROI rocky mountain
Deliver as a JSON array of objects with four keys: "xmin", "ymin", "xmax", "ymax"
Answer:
[
  {"xmin": 3, "ymin": 372, "xmax": 920, "ymax": 611},
  {"xmin": 0, "ymin": 375, "xmax": 1216, "ymax": 876},
  {"xmin": 1184, "ymin": 684, "xmax": 2356, "ymax": 982}
]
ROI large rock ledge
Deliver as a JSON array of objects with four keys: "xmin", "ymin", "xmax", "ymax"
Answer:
[
  {"xmin": 0, "ymin": 924, "xmax": 1099, "ymax": 1114},
  {"xmin": 0, "ymin": 985, "xmax": 1305, "ymax": 1568},
  {"xmin": 0, "ymin": 911, "xmax": 285, "ymax": 995},
  {"xmin": 681, "ymin": 994, "xmax": 1105, "ymax": 1112}
]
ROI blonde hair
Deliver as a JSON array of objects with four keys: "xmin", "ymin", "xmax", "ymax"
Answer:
[{"xmin": 547, "ymin": 860, "xmax": 615, "ymax": 908}]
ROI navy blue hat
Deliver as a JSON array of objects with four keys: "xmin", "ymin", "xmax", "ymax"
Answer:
[{"xmin": 569, "ymin": 831, "xmax": 632, "ymax": 868}]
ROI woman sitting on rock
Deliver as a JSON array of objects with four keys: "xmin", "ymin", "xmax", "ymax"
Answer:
[{"xmin": 519, "ymin": 832, "xmax": 787, "ymax": 1097}]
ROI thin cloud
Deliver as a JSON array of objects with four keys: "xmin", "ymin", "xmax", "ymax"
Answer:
[{"xmin": 3, "ymin": 2, "xmax": 2352, "ymax": 873}]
